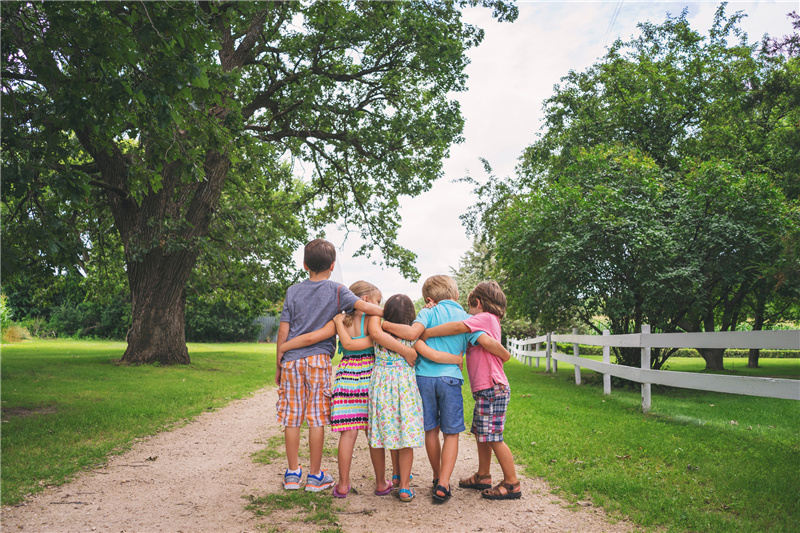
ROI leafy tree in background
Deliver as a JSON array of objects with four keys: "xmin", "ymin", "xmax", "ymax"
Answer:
[
  {"xmin": 467, "ymin": 6, "xmax": 799, "ymax": 370},
  {"xmin": 2, "ymin": 1, "xmax": 517, "ymax": 364}
]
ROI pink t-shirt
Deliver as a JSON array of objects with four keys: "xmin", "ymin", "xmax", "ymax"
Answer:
[{"xmin": 463, "ymin": 312, "xmax": 509, "ymax": 393}]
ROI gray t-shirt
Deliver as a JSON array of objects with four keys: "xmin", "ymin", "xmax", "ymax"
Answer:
[{"xmin": 280, "ymin": 279, "xmax": 359, "ymax": 362}]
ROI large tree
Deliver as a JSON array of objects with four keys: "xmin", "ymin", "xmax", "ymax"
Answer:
[
  {"xmin": 2, "ymin": 1, "xmax": 517, "ymax": 364},
  {"xmin": 466, "ymin": 6, "xmax": 799, "ymax": 369}
]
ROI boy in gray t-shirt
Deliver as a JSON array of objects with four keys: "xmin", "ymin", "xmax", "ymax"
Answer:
[{"xmin": 275, "ymin": 239, "xmax": 383, "ymax": 492}]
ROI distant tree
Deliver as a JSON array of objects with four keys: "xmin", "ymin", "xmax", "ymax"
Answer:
[
  {"xmin": 2, "ymin": 1, "xmax": 517, "ymax": 364},
  {"xmin": 467, "ymin": 6, "xmax": 799, "ymax": 369}
]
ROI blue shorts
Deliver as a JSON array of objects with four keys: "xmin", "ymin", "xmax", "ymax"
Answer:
[{"xmin": 416, "ymin": 376, "xmax": 465, "ymax": 434}]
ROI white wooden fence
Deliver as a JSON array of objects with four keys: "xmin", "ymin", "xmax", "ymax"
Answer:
[{"xmin": 507, "ymin": 327, "xmax": 800, "ymax": 412}]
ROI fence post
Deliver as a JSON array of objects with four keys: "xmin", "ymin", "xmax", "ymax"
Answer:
[
  {"xmin": 535, "ymin": 342, "xmax": 541, "ymax": 367},
  {"xmin": 546, "ymin": 332, "xmax": 552, "ymax": 373},
  {"xmin": 573, "ymin": 327, "xmax": 581, "ymax": 385},
  {"xmin": 641, "ymin": 324, "xmax": 651, "ymax": 413},
  {"xmin": 603, "ymin": 330, "xmax": 611, "ymax": 396}
]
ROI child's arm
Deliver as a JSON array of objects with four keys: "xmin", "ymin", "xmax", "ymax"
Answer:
[
  {"xmin": 476, "ymin": 334, "xmax": 512, "ymax": 362},
  {"xmin": 332, "ymin": 314, "xmax": 373, "ymax": 351},
  {"xmin": 414, "ymin": 339, "xmax": 463, "ymax": 367},
  {"xmin": 382, "ymin": 321, "xmax": 425, "ymax": 341},
  {"xmin": 354, "ymin": 299, "xmax": 384, "ymax": 317},
  {"xmin": 367, "ymin": 316, "xmax": 417, "ymax": 367},
  {"xmin": 280, "ymin": 321, "xmax": 336, "ymax": 352},
  {"xmin": 275, "ymin": 321, "xmax": 290, "ymax": 386},
  {"xmin": 419, "ymin": 320, "xmax": 470, "ymax": 341}
]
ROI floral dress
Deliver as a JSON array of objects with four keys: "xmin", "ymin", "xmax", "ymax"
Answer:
[
  {"xmin": 368, "ymin": 339, "xmax": 424, "ymax": 449},
  {"xmin": 331, "ymin": 314, "xmax": 374, "ymax": 432}
]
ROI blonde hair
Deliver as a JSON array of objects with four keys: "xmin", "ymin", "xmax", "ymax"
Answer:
[
  {"xmin": 343, "ymin": 280, "xmax": 380, "ymax": 327},
  {"xmin": 421, "ymin": 275, "xmax": 458, "ymax": 303},
  {"xmin": 468, "ymin": 280, "xmax": 507, "ymax": 319}
]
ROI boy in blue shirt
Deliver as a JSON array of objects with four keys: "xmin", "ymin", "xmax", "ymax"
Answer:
[{"xmin": 383, "ymin": 275, "xmax": 483, "ymax": 504}]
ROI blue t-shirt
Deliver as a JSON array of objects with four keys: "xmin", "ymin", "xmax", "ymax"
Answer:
[
  {"xmin": 413, "ymin": 299, "xmax": 482, "ymax": 380},
  {"xmin": 280, "ymin": 279, "xmax": 359, "ymax": 361}
]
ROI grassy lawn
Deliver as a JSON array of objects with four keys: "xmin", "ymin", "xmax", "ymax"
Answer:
[
  {"xmin": 2, "ymin": 339, "xmax": 798, "ymax": 533},
  {"xmin": 489, "ymin": 357, "xmax": 800, "ymax": 533},
  {"xmin": 1, "ymin": 339, "xmax": 276, "ymax": 506}
]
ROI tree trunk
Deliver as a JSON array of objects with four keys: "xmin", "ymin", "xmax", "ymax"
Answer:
[
  {"xmin": 125, "ymin": 285, "xmax": 190, "ymax": 365},
  {"xmin": 698, "ymin": 347, "xmax": 725, "ymax": 370}
]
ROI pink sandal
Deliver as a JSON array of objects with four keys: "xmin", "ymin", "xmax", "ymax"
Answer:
[
  {"xmin": 333, "ymin": 484, "xmax": 352, "ymax": 498},
  {"xmin": 375, "ymin": 481, "xmax": 393, "ymax": 496}
]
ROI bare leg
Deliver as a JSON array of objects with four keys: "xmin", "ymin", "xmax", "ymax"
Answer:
[
  {"xmin": 370, "ymin": 443, "xmax": 390, "ymax": 493},
  {"xmin": 476, "ymin": 439, "xmax": 493, "ymax": 476},
  {"xmin": 308, "ymin": 425, "xmax": 325, "ymax": 476},
  {"xmin": 284, "ymin": 426, "xmax": 301, "ymax": 471},
  {"xmin": 489, "ymin": 441, "xmax": 518, "ymax": 484},
  {"xmin": 425, "ymin": 428, "xmax": 442, "ymax": 481},
  {"xmin": 390, "ymin": 449, "xmax": 400, "ymax": 485},
  {"xmin": 336, "ymin": 429, "xmax": 358, "ymax": 488},
  {"xmin": 397, "ymin": 448, "xmax": 414, "ymax": 490},
  {"xmin": 437, "ymin": 432, "xmax": 459, "ymax": 493}
]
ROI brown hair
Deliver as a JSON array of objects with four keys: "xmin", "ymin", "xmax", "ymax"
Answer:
[
  {"xmin": 304, "ymin": 239, "xmax": 336, "ymax": 273},
  {"xmin": 383, "ymin": 294, "xmax": 416, "ymax": 326},
  {"xmin": 343, "ymin": 280, "xmax": 380, "ymax": 327},
  {"xmin": 468, "ymin": 280, "xmax": 507, "ymax": 320},
  {"xmin": 421, "ymin": 275, "xmax": 458, "ymax": 303}
]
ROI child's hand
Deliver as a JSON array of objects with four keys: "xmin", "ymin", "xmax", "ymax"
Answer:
[
  {"xmin": 424, "ymin": 298, "xmax": 437, "ymax": 309},
  {"xmin": 333, "ymin": 313, "xmax": 345, "ymax": 325},
  {"xmin": 275, "ymin": 364, "xmax": 282, "ymax": 386}
]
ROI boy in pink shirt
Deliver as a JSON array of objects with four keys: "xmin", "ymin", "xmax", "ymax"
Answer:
[{"xmin": 420, "ymin": 281, "xmax": 521, "ymax": 500}]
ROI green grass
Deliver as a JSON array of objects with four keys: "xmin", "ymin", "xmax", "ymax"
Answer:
[
  {"xmin": 487, "ymin": 357, "xmax": 800, "ymax": 533},
  {"xmin": 245, "ymin": 491, "xmax": 344, "ymax": 532},
  {"xmin": 1, "ymin": 339, "xmax": 276, "ymax": 505},
  {"xmin": 3, "ymin": 339, "xmax": 798, "ymax": 533}
]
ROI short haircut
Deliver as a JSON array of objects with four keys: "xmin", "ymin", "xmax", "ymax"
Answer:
[
  {"xmin": 383, "ymin": 294, "xmax": 416, "ymax": 326},
  {"xmin": 468, "ymin": 280, "xmax": 507, "ymax": 319},
  {"xmin": 421, "ymin": 275, "xmax": 458, "ymax": 303},
  {"xmin": 304, "ymin": 239, "xmax": 336, "ymax": 273}
]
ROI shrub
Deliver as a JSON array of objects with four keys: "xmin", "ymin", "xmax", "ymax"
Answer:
[
  {"xmin": 185, "ymin": 300, "xmax": 261, "ymax": 343},
  {"xmin": 1, "ymin": 324, "xmax": 31, "ymax": 343}
]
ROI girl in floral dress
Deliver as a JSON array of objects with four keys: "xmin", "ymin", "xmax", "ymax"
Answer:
[{"xmin": 366, "ymin": 294, "xmax": 462, "ymax": 502}]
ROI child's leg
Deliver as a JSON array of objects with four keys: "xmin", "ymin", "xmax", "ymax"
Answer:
[
  {"xmin": 424, "ymin": 428, "xmax": 442, "ymax": 481},
  {"xmin": 437, "ymin": 432, "xmax": 459, "ymax": 491},
  {"xmin": 397, "ymin": 448, "xmax": 414, "ymax": 490},
  {"xmin": 389, "ymin": 448, "xmax": 400, "ymax": 485},
  {"xmin": 284, "ymin": 426, "xmax": 301, "ymax": 471},
  {"xmin": 489, "ymin": 440, "xmax": 518, "ymax": 484},
  {"xmin": 476, "ymin": 439, "xmax": 493, "ymax": 476},
  {"xmin": 369, "ymin": 442, "xmax": 390, "ymax": 493},
  {"xmin": 336, "ymin": 429, "xmax": 358, "ymax": 487},
  {"xmin": 308, "ymin": 425, "xmax": 325, "ymax": 476}
]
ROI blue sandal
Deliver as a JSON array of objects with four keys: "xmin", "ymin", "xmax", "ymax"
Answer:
[
  {"xmin": 392, "ymin": 474, "xmax": 413, "ymax": 488},
  {"xmin": 399, "ymin": 488, "xmax": 415, "ymax": 502}
]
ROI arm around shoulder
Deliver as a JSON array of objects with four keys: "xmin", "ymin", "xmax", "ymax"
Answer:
[{"xmin": 476, "ymin": 334, "xmax": 511, "ymax": 362}]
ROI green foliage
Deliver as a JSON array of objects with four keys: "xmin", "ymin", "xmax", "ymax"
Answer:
[
  {"xmin": 0, "ymin": 293, "xmax": 12, "ymax": 326},
  {"xmin": 468, "ymin": 7, "xmax": 800, "ymax": 369},
  {"xmin": 185, "ymin": 300, "xmax": 261, "ymax": 343}
]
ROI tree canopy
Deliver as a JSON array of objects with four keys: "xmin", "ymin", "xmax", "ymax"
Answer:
[
  {"xmin": 2, "ymin": 0, "xmax": 517, "ymax": 363},
  {"xmin": 466, "ymin": 6, "xmax": 800, "ymax": 369}
]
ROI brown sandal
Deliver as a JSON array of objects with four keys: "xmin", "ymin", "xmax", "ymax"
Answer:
[
  {"xmin": 459, "ymin": 472, "xmax": 492, "ymax": 490},
  {"xmin": 481, "ymin": 480, "xmax": 522, "ymax": 500}
]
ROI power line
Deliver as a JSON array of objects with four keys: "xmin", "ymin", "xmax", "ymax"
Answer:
[{"xmin": 603, "ymin": 0, "xmax": 624, "ymax": 50}]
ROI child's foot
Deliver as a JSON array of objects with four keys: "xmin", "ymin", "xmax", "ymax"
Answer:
[
  {"xmin": 432, "ymin": 483, "xmax": 451, "ymax": 504},
  {"xmin": 283, "ymin": 468, "xmax": 302, "ymax": 490},
  {"xmin": 481, "ymin": 480, "xmax": 522, "ymax": 500},
  {"xmin": 375, "ymin": 481, "xmax": 393, "ymax": 496},
  {"xmin": 305, "ymin": 469, "xmax": 334, "ymax": 492},
  {"xmin": 391, "ymin": 474, "xmax": 413, "ymax": 488},
  {"xmin": 459, "ymin": 472, "xmax": 492, "ymax": 490},
  {"xmin": 399, "ymin": 488, "xmax": 415, "ymax": 502}
]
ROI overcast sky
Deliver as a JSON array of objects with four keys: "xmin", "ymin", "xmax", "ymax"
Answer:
[{"xmin": 306, "ymin": 1, "xmax": 796, "ymax": 302}]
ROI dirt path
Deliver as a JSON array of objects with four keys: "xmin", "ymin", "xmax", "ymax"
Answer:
[{"xmin": 2, "ymin": 387, "xmax": 639, "ymax": 533}]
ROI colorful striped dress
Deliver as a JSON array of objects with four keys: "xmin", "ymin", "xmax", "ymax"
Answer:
[{"xmin": 331, "ymin": 313, "xmax": 375, "ymax": 432}]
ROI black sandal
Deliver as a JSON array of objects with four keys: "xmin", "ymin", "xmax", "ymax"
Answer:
[{"xmin": 432, "ymin": 483, "xmax": 451, "ymax": 504}]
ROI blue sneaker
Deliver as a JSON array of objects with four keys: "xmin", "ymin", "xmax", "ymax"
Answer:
[
  {"xmin": 305, "ymin": 469, "xmax": 334, "ymax": 492},
  {"xmin": 284, "ymin": 468, "xmax": 302, "ymax": 490}
]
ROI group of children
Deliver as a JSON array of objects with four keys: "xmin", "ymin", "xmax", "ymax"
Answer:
[{"xmin": 275, "ymin": 239, "xmax": 521, "ymax": 503}]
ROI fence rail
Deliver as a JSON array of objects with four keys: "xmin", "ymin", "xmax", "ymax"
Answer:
[{"xmin": 507, "ymin": 328, "xmax": 800, "ymax": 412}]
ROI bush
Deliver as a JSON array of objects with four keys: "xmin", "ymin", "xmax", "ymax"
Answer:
[
  {"xmin": 185, "ymin": 300, "xmax": 261, "ymax": 343},
  {"xmin": 45, "ymin": 300, "xmax": 131, "ymax": 340},
  {"xmin": 1, "ymin": 324, "xmax": 31, "ymax": 343}
]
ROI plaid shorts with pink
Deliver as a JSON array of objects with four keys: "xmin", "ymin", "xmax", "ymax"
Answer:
[{"xmin": 276, "ymin": 354, "xmax": 332, "ymax": 427}]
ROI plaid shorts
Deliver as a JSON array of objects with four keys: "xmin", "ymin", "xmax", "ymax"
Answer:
[
  {"xmin": 470, "ymin": 383, "xmax": 510, "ymax": 443},
  {"xmin": 276, "ymin": 354, "xmax": 332, "ymax": 427}
]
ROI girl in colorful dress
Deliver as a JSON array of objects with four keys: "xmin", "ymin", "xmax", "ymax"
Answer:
[
  {"xmin": 329, "ymin": 281, "xmax": 390, "ymax": 498},
  {"xmin": 365, "ymin": 294, "xmax": 463, "ymax": 502}
]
